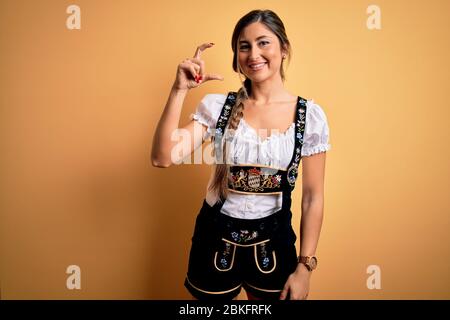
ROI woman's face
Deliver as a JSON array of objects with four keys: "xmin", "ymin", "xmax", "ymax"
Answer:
[{"xmin": 237, "ymin": 22, "xmax": 286, "ymax": 83}]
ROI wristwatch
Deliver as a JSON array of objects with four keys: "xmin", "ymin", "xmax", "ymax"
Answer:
[{"xmin": 297, "ymin": 255, "xmax": 318, "ymax": 271}]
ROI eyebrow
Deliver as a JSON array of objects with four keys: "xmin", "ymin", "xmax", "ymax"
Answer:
[{"xmin": 239, "ymin": 36, "xmax": 271, "ymax": 43}]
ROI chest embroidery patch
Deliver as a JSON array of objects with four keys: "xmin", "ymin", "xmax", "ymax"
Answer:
[{"xmin": 229, "ymin": 167, "xmax": 282, "ymax": 193}]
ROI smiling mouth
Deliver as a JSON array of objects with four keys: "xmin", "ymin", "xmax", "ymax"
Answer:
[{"xmin": 248, "ymin": 62, "xmax": 267, "ymax": 71}]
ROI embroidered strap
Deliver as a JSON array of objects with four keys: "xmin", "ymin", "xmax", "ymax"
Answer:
[
  {"xmin": 212, "ymin": 92, "xmax": 307, "ymax": 193},
  {"xmin": 286, "ymin": 96, "xmax": 307, "ymax": 189},
  {"xmin": 212, "ymin": 92, "xmax": 237, "ymax": 164}
]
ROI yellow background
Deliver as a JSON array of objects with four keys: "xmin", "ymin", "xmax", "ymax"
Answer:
[{"xmin": 1, "ymin": 0, "xmax": 449, "ymax": 299}]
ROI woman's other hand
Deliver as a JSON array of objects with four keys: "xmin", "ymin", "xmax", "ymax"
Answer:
[{"xmin": 279, "ymin": 264, "xmax": 311, "ymax": 300}]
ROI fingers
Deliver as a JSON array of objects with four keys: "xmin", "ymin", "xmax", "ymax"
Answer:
[
  {"xmin": 183, "ymin": 43, "xmax": 223, "ymax": 84},
  {"xmin": 279, "ymin": 280, "xmax": 309, "ymax": 300},
  {"xmin": 181, "ymin": 60, "xmax": 200, "ymax": 80},
  {"xmin": 185, "ymin": 61, "xmax": 224, "ymax": 83},
  {"xmin": 279, "ymin": 283, "xmax": 290, "ymax": 300},
  {"xmin": 193, "ymin": 42, "xmax": 215, "ymax": 59},
  {"xmin": 202, "ymin": 73, "xmax": 224, "ymax": 82},
  {"xmin": 192, "ymin": 42, "xmax": 214, "ymax": 77},
  {"xmin": 189, "ymin": 58, "xmax": 205, "ymax": 77},
  {"xmin": 289, "ymin": 292, "xmax": 309, "ymax": 300}
]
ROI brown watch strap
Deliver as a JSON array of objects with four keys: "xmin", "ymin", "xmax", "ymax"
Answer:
[
  {"xmin": 297, "ymin": 255, "xmax": 317, "ymax": 271},
  {"xmin": 297, "ymin": 256, "xmax": 310, "ymax": 264}
]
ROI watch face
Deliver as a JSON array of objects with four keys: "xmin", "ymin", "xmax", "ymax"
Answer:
[{"xmin": 310, "ymin": 257, "xmax": 317, "ymax": 269}]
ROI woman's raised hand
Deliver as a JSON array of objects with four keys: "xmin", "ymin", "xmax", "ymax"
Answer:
[{"xmin": 172, "ymin": 43, "xmax": 224, "ymax": 91}]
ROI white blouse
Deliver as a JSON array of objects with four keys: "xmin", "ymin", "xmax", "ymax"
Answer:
[{"xmin": 190, "ymin": 93, "xmax": 331, "ymax": 219}]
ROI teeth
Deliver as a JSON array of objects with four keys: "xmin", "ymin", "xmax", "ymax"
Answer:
[{"xmin": 249, "ymin": 63, "xmax": 266, "ymax": 70}]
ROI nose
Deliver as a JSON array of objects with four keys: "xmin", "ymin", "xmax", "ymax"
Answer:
[{"xmin": 249, "ymin": 46, "xmax": 262, "ymax": 62}]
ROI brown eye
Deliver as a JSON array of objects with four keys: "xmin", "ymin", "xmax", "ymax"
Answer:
[{"xmin": 239, "ymin": 41, "xmax": 268, "ymax": 50}]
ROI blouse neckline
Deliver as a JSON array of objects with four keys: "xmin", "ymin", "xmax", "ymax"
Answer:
[{"xmin": 239, "ymin": 118, "xmax": 295, "ymax": 143}]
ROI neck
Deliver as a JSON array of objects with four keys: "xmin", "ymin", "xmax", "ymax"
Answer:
[{"xmin": 248, "ymin": 76, "xmax": 291, "ymax": 105}]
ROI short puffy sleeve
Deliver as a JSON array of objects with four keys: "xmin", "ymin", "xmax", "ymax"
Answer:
[
  {"xmin": 189, "ymin": 93, "xmax": 227, "ymax": 140},
  {"xmin": 301, "ymin": 100, "xmax": 331, "ymax": 157}
]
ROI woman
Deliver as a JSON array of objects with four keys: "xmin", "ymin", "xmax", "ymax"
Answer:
[{"xmin": 151, "ymin": 9, "xmax": 330, "ymax": 300}]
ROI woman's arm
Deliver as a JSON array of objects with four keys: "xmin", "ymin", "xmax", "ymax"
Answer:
[
  {"xmin": 297, "ymin": 151, "xmax": 326, "ymax": 266},
  {"xmin": 151, "ymin": 42, "xmax": 223, "ymax": 168},
  {"xmin": 280, "ymin": 151, "xmax": 326, "ymax": 300},
  {"xmin": 151, "ymin": 87, "xmax": 206, "ymax": 168}
]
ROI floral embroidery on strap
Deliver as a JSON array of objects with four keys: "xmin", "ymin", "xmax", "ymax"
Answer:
[{"xmin": 287, "ymin": 98, "xmax": 307, "ymax": 188}]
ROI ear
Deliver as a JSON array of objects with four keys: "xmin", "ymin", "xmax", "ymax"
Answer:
[{"xmin": 281, "ymin": 44, "xmax": 289, "ymax": 59}]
